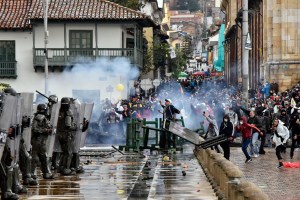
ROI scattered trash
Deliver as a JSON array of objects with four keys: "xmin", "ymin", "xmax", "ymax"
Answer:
[{"xmin": 84, "ymin": 160, "xmax": 92, "ymax": 165}]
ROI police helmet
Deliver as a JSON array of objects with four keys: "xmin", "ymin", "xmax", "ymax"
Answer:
[
  {"xmin": 49, "ymin": 95, "xmax": 58, "ymax": 104},
  {"xmin": 61, "ymin": 97, "xmax": 70, "ymax": 110},
  {"xmin": 37, "ymin": 103, "xmax": 47, "ymax": 114}
]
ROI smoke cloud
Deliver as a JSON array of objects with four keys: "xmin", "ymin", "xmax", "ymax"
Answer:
[{"xmin": 47, "ymin": 57, "xmax": 140, "ymax": 101}]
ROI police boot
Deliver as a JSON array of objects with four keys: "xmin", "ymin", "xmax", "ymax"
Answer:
[
  {"xmin": 22, "ymin": 174, "xmax": 38, "ymax": 186},
  {"xmin": 40, "ymin": 155, "xmax": 54, "ymax": 179},
  {"xmin": 71, "ymin": 153, "xmax": 84, "ymax": 174},
  {"xmin": 2, "ymin": 167, "xmax": 19, "ymax": 200},
  {"xmin": 12, "ymin": 165, "xmax": 28, "ymax": 194},
  {"xmin": 51, "ymin": 152, "xmax": 60, "ymax": 170},
  {"xmin": 61, "ymin": 154, "xmax": 75, "ymax": 176}
]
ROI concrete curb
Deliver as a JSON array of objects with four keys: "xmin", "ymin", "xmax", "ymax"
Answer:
[{"xmin": 194, "ymin": 147, "xmax": 269, "ymax": 200}]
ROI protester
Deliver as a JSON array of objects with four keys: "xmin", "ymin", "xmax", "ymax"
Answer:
[
  {"xmin": 159, "ymin": 99, "xmax": 181, "ymax": 148},
  {"xmin": 236, "ymin": 116, "xmax": 262, "ymax": 163},
  {"xmin": 272, "ymin": 119, "xmax": 289, "ymax": 168},
  {"xmin": 219, "ymin": 115, "xmax": 233, "ymax": 160},
  {"xmin": 289, "ymin": 103, "xmax": 300, "ymax": 159}
]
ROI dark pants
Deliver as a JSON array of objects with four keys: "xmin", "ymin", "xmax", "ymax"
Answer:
[
  {"xmin": 220, "ymin": 141, "xmax": 230, "ymax": 160},
  {"xmin": 259, "ymin": 132, "xmax": 266, "ymax": 153},
  {"xmin": 276, "ymin": 145, "xmax": 286, "ymax": 160},
  {"xmin": 58, "ymin": 132, "xmax": 74, "ymax": 171},
  {"xmin": 290, "ymin": 135, "xmax": 300, "ymax": 158},
  {"xmin": 242, "ymin": 138, "xmax": 251, "ymax": 159}
]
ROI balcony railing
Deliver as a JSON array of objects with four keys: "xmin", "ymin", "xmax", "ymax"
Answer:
[
  {"xmin": 33, "ymin": 48, "xmax": 143, "ymax": 68},
  {"xmin": 0, "ymin": 61, "xmax": 17, "ymax": 78}
]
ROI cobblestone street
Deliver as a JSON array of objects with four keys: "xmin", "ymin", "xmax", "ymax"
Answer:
[{"xmin": 230, "ymin": 147, "xmax": 300, "ymax": 200}]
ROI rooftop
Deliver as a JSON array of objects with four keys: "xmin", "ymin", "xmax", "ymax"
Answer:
[{"xmin": 0, "ymin": 0, "xmax": 154, "ymax": 30}]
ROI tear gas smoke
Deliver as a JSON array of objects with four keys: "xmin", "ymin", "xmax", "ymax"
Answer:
[
  {"xmin": 46, "ymin": 57, "xmax": 139, "ymax": 145},
  {"xmin": 47, "ymin": 57, "xmax": 139, "ymax": 101},
  {"xmin": 154, "ymin": 78, "xmax": 235, "ymax": 131}
]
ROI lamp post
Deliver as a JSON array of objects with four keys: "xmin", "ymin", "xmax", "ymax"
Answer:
[{"xmin": 43, "ymin": 0, "xmax": 49, "ymax": 95}]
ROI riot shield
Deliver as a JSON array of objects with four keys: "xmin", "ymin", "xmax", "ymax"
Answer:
[
  {"xmin": 9, "ymin": 95, "xmax": 22, "ymax": 163},
  {"xmin": 78, "ymin": 103, "xmax": 94, "ymax": 151},
  {"xmin": 20, "ymin": 92, "xmax": 34, "ymax": 152},
  {"xmin": 0, "ymin": 94, "xmax": 17, "ymax": 162},
  {"xmin": 70, "ymin": 100, "xmax": 82, "ymax": 153},
  {"xmin": 0, "ymin": 131, "xmax": 7, "ymax": 160},
  {"xmin": 46, "ymin": 102, "xmax": 61, "ymax": 157},
  {"xmin": 0, "ymin": 95, "xmax": 16, "ymax": 131}
]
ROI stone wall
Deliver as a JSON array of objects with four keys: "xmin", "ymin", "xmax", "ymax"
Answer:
[
  {"xmin": 263, "ymin": 0, "xmax": 300, "ymax": 91},
  {"xmin": 194, "ymin": 147, "xmax": 269, "ymax": 200}
]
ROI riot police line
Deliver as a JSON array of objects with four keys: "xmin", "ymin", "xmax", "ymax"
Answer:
[{"xmin": 0, "ymin": 88, "xmax": 93, "ymax": 200}]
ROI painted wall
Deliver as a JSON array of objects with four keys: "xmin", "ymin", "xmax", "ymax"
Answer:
[{"xmin": 0, "ymin": 23, "xmax": 133, "ymax": 101}]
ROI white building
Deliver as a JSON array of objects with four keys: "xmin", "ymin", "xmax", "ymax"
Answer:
[{"xmin": 0, "ymin": 0, "xmax": 155, "ymax": 102}]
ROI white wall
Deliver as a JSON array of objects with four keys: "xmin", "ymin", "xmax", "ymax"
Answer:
[
  {"xmin": 98, "ymin": 24, "xmax": 122, "ymax": 48},
  {"xmin": 1, "ymin": 23, "xmax": 132, "ymax": 101},
  {"xmin": 0, "ymin": 31, "xmax": 46, "ymax": 95}
]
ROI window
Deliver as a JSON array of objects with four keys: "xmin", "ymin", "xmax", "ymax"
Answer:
[
  {"xmin": 0, "ymin": 41, "xmax": 15, "ymax": 61},
  {"xmin": 69, "ymin": 30, "xmax": 93, "ymax": 56},
  {"xmin": 175, "ymin": 43, "xmax": 180, "ymax": 49},
  {"xmin": 0, "ymin": 41, "xmax": 17, "ymax": 78}
]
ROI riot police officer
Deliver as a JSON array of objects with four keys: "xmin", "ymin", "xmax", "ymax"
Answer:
[
  {"xmin": 31, "ymin": 103, "xmax": 54, "ymax": 180},
  {"xmin": 1, "ymin": 88, "xmax": 27, "ymax": 200},
  {"xmin": 56, "ymin": 97, "xmax": 77, "ymax": 176}
]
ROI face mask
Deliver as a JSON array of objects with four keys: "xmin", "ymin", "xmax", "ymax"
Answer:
[
  {"xmin": 224, "ymin": 119, "xmax": 228, "ymax": 122},
  {"xmin": 298, "ymin": 110, "xmax": 300, "ymax": 113},
  {"xmin": 240, "ymin": 121, "xmax": 243, "ymax": 125}
]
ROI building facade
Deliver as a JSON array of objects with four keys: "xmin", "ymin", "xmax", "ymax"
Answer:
[
  {"xmin": 0, "ymin": 0, "xmax": 154, "ymax": 99},
  {"xmin": 262, "ymin": 0, "xmax": 300, "ymax": 91},
  {"xmin": 221, "ymin": 0, "xmax": 300, "ymax": 92}
]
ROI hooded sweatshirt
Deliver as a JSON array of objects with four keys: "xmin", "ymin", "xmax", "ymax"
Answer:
[
  {"xmin": 273, "ymin": 120, "xmax": 289, "ymax": 147},
  {"xmin": 236, "ymin": 116, "xmax": 261, "ymax": 139}
]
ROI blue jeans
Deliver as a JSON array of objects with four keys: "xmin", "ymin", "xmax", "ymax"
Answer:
[
  {"xmin": 242, "ymin": 138, "xmax": 251, "ymax": 159},
  {"xmin": 250, "ymin": 132, "xmax": 259, "ymax": 155}
]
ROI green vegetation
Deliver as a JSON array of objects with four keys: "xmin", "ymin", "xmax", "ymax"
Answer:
[{"xmin": 171, "ymin": 0, "xmax": 200, "ymax": 12}]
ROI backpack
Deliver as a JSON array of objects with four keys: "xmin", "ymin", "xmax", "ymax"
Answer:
[{"xmin": 256, "ymin": 116, "xmax": 266, "ymax": 132}]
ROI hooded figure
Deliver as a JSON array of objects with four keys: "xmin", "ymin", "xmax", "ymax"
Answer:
[
  {"xmin": 236, "ymin": 116, "xmax": 262, "ymax": 163},
  {"xmin": 272, "ymin": 120, "xmax": 289, "ymax": 147},
  {"xmin": 272, "ymin": 119, "xmax": 289, "ymax": 168},
  {"xmin": 218, "ymin": 115, "xmax": 233, "ymax": 160}
]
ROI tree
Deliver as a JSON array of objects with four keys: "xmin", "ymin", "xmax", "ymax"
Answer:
[
  {"xmin": 187, "ymin": 0, "xmax": 200, "ymax": 12},
  {"xmin": 141, "ymin": 35, "xmax": 169, "ymax": 75},
  {"xmin": 108, "ymin": 0, "xmax": 144, "ymax": 11},
  {"xmin": 169, "ymin": 49, "xmax": 187, "ymax": 78},
  {"xmin": 170, "ymin": 0, "xmax": 200, "ymax": 12}
]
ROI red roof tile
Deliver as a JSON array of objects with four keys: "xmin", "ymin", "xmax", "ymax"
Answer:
[{"xmin": 0, "ymin": 0, "xmax": 153, "ymax": 30}]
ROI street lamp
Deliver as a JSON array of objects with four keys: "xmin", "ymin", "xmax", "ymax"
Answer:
[{"xmin": 43, "ymin": 0, "xmax": 49, "ymax": 96}]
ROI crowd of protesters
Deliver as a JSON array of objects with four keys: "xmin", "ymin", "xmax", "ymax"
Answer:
[{"xmin": 90, "ymin": 74, "xmax": 300, "ymax": 168}]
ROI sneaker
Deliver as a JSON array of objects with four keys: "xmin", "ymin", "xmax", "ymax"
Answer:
[
  {"xmin": 253, "ymin": 154, "xmax": 259, "ymax": 158},
  {"xmin": 277, "ymin": 162, "xmax": 284, "ymax": 169},
  {"xmin": 245, "ymin": 158, "xmax": 252, "ymax": 163}
]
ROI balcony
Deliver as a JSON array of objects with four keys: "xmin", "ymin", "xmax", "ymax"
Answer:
[
  {"xmin": 0, "ymin": 61, "xmax": 17, "ymax": 78},
  {"xmin": 33, "ymin": 48, "xmax": 144, "ymax": 71}
]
